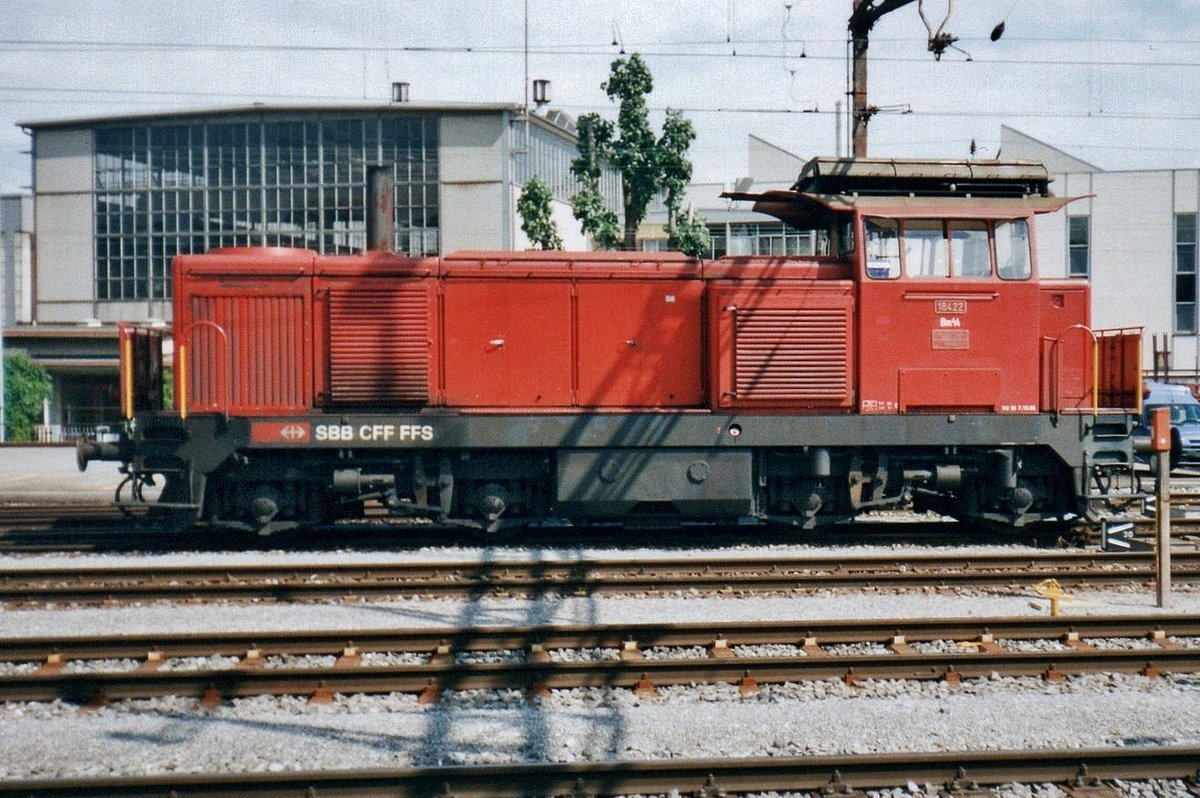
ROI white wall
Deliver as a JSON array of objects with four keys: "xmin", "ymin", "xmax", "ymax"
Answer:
[
  {"xmin": 1037, "ymin": 169, "xmax": 1200, "ymax": 375},
  {"xmin": 509, "ymin": 186, "xmax": 588, "ymax": 251},
  {"xmin": 33, "ymin": 192, "xmax": 94, "ymax": 323},
  {"xmin": 1, "ymin": 194, "xmax": 33, "ymax": 324},
  {"xmin": 748, "ymin": 135, "xmax": 804, "ymax": 183},
  {"xmin": 1091, "ymin": 171, "xmax": 1173, "ymax": 332},
  {"xmin": 32, "ymin": 129, "xmax": 95, "ymax": 323},
  {"xmin": 35, "ymin": 129, "xmax": 93, "ymax": 193},
  {"xmin": 439, "ymin": 114, "xmax": 506, "ymax": 252}
]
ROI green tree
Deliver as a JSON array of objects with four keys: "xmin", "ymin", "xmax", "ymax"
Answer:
[
  {"xmin": 569, "ymin": 113, "xmax": 621, "ymax": 249},
  {"xmin": 3, "ymin": 351, "xmax": 52, "ymax": 442},
  {"xmin": 658, "ymin": 108, "xmax": 709, "ymax": 257},
  {"xmin": 516, "ymin": 177, "xmax": 564, "ymax": 250},
  {"xmin": 571, "ymin": 53, "xmax": 707, "ymax": 253},
  {"xmin": 672, "ymin": 209, "xmax": 712, "ymax": 259},
  {"xmin": 603, "ymin": 53, "xmax": 658, "ymax": 250}
]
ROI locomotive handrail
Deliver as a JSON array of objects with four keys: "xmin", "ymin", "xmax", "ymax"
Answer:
[
  {"xmin": 120, "ymin": 329, "xmax": 136, "ymax": 420},
  {"xmin": 1048, "ymin": 324, "xmax": 1144, "ymax": 417},
  {"xmin": 901, "ymin": 291, "xmax": 999, "ymax": 301},
  {"xmin": 178, "ymin": 319, "xmax": 230, "ymax": 421},
  {"xmin": 1048, "ymin": 323, "xmax": 1099, "ymax": 418},
  {"xmin": 121, "ymin": 331, "xmax": 134, "ymax": 420},
  {"xmin": 119, "ymin": 323, "xmax": 166, "ymax": 420}
]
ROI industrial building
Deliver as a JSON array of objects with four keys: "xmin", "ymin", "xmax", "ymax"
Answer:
[{"xmin": 1, "ymin": 102, "xmax": 615, "ymax": 439}]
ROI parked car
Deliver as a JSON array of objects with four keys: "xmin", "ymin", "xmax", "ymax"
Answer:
[{"xmin": 1135, "ymin": 381, "xmax": 1200, "ymax": 466}]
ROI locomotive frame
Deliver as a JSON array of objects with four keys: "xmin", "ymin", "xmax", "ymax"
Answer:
[{"xmin": 79, "ymin": 157, "xmax": 1143, "ymax": 537}]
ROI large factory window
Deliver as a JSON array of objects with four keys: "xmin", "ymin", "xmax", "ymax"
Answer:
[
  {"xmin": 1177, "ymin": 213, "xmax": 1198, "ymax": 334},
  {"xmin": 94, "ymin": 114, "xmax": 440, "ymax": 301}
]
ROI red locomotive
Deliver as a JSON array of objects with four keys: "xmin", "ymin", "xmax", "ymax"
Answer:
[{"xmin": 80, "ymin": 158, "xmax": 1143, "ymax": 536}]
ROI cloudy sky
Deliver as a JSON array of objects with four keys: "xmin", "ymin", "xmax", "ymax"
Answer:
[{"xmin": 2, "ymin": 0, "xmax": 1198, "ymax": 193}]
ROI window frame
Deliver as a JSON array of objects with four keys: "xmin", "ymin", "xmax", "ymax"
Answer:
[
  {"xmin": 93, "ymin": 115, "xmax": 441, "ymax": 302},
  {"xmin": 1067, "ymin": 214, "xmax": 1090, "ymax": 278},
  {"xmin": 861, "ymin": 217, "xmax": 1033, "ymax": 281},
  {"xmin": 1176, "ymin": 212, "xmax": 1198, "ymax": 334}
]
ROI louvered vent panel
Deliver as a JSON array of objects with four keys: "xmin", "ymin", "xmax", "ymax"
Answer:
[
  {"xmin": 188, "ymin": 296, "xmax": 223, "ymax": 411},
  {"xmin": 734, "ymin": 307, "xmax": 850, "ymax": 401},
  {"xmin": 189, "ymin": 294, "xmax": 308, "ymax": 412},
  {"xmin": 329, "ymin": 287, "xmax": 429, "ymax": 403}
]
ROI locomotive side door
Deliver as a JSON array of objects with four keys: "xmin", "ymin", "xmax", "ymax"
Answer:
[{"xmin": 856, "ymin": 214, "xmax": 1042, "ymax": 414}]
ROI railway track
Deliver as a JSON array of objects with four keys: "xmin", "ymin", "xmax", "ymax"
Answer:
[
  {"xmin": 0, "ymin": 511, "xmax": 1051, "ymax": 553},
  {"xmin": 0, "ymin": 510, "xmax": 1001, "ymax": 553},
  {"xmin": 3, "ymin": 614, "xmax": 1196, "ymax": 705},
  {"xmin": 0, "ymin": 503, "xmax": 137, "ymax": 526},
  {"xmin": 4, "ymin": 507, "xmax": 1200, "ymax": 556},
  {"xmin": 0, "ymin": 745, "xmax": 1196, "ymax": 797},
  {"xmin": 6, "ymin": 485, "xmax": 1200, "ymax": 551},
  {"xmin": 2, "ymin": 550, "xmax": 1200, "ymax": 605}
]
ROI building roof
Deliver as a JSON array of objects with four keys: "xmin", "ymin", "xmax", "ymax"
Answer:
[
  {"xmin": 999, "ymin": 125, "xmax": 1102, "ymax": 173},
  {"xmin": 17, "ymin": 101, "xmax": 535, "ymax": 131}
]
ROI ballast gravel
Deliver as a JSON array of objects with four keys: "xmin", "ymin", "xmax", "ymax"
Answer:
[
  {"xmin": 1, "ymin": 545, "xmax": 1199, "ymax": 786},
  {"xmin": 0, "ymin": 674, "xmax": 1197, "ymax": 781}
]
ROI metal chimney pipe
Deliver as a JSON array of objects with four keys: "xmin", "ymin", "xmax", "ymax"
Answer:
[{"xmin": 366, "ymin": 164, "xmax": 394, "ymax": 252}]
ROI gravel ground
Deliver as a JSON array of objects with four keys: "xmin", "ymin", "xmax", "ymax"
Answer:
[
  {"xmin": 0, "ymin": 540, "xmax": 1157, "ymax": 568},
  {"xmin": 0, "ymin": 673, "xmax": 1196, "ymax": 780},
  {"xmin": 1, "ymin": 545, "xmax": 1199, "ymax": 785},
  {"xmin": 3, "ymin": 584, "xmax": 1199, "ymax": 638}
]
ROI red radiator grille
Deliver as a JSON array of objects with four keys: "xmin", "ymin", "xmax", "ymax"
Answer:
[
  {"xmin": 733, "ymin": 307, "xmax": 851, "ymax": 401},
  {"xmin": 327, "ymin": 287, "xmax": 429, "ymax": 403},
  {"xmin": 189, "ymin": 294, "xmax": 308, "ymax": 413}
]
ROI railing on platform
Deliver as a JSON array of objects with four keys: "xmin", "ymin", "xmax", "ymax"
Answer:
[{"xmin": 1048, "ymin": 325, "xmax": 1143, "ymax": 415}]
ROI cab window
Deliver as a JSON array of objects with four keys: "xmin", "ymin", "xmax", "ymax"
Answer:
[
  {"xmin": 864, "ymin": 218, "xmax": 900, "ymax": 278},
  {"xmin": 865, "ymin": 217, "xmax": 1031, "ymax": 280},
  {"xmin": 995, "ymin": 219, "xmax": 1032, "ymax": 280},
  {"xmin": 951, "ymin": 221, "xmax": 990, "ymax": 278},
  {"xmin": 838, "ymin": 217, "xmax": 856, "ymax": 261},
  {"xmin": 903, "ymin": 220, "xmax": 948, "ymax": 278}
]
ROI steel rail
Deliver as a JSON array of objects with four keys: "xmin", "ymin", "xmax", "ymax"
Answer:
[
  {"xmin": 3, "ymin": 551, "xmax": 1199, "ymax": 604},
  {"xmin": 1, "ymin": 613, "xmax": 1196, "ymax": 664},
  {"xmin": 0, "ymin": 746, "xmax": 1196, "ymax": 797},
  {"xmin": 3, "ymin": 639, "xmax": 1198, "ymax": 704}
]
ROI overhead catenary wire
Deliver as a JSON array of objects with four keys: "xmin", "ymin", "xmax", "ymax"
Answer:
[
  {"xmin": 0, "ymin": 37, "xmax": 1198, "ymax": 69},
  {"xmin": 3, "ymin": 86, "xmax": 1198, "ymax": 128}
]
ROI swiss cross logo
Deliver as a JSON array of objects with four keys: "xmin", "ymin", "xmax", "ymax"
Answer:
[
  {"xmin": 280, "ymin": 424, "xmax": 307, "ymax": 441},
  {"xmin": 251, "ymin": 421, "xmax": 311, "ymax": 444}
]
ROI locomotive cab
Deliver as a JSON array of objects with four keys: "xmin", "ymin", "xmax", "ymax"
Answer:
[{"xmin": 726, "ymin": 158, "xmax": 1141, "ymax": 529}]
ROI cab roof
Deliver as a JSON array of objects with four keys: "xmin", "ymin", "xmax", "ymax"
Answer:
[
  {"xmin": 722, "ymin": 157, "xmax": 1077, "ymax": 229},
  {"xmin": 790, "ymin": 157, "xmax": 1052, "ymax": 198}
]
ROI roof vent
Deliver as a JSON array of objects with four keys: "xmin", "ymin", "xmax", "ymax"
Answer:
[{"xmin": 532, "ymin": 79, "xmax": 551, "ymax": 109}]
